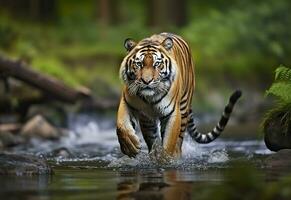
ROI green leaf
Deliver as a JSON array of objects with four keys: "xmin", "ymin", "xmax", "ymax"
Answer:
[
  {"xmin": 275, "ymin": 65, "xmax": 291, "ymax": 82},
  {"xmin": 266, "ymin": 82, "xmax": 291, "ymax": 102}
]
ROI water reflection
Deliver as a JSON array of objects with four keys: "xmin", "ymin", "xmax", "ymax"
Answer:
[
  {"xmin": 117, "ymin": 169, "xmax": 223, "ymax": 200},
  {"xmin": 0, "ymin": 175, "xmax": 51, "ymax": 192}
]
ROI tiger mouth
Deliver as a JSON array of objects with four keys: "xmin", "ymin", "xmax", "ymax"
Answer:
[{"xmin": 143, "ymin": 86, "xmax": 153, "ymax": 90}]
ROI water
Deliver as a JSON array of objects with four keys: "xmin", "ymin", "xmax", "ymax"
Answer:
[{"xmin": 0, "ymin": 114, "xmax": 273, "ymax": 199}]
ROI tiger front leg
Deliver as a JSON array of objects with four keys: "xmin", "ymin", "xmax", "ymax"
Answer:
[
  {"xmin": 160, "ymin": 106, "xmax": 182, "ymax": 157},
  {"xmin": 116, "ymin": 96, "xmax": 141, "ymax": 158},
  {"xmin": 139, "ymin": 115, "xmax": 159, "ymax": 152}
]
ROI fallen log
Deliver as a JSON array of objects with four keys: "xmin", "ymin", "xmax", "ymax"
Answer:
[
  {"xmin": 0, "ymin": 123, "xmax": 22, "ymax": 133},
  {"xmin": 0, "ymin": 56, "xmax": 91, "ymax": 103}
]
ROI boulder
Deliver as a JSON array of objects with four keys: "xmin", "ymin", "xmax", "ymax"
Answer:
[
  {"xmin": 0, "ymin": 153, "xmax": 52, "ymax": 175},
  {"xmin": 0, "ymin": 131, "xmax": 25, "ymax": 147},
  {"xmin": 52, "ymin": 147, "xmax": 74, "ymax": 158},
  {"xmin": 21, "ymin": 115, "xmax": 60, "ymax": 139},
  {"xmin": 264, "ymin": 113, "xmax": 291, "ymax": 151}
]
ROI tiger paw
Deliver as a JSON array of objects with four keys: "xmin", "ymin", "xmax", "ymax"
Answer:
[{"xmin": 117, "ymin": 128, "xmax": 141, "ymax": 158}]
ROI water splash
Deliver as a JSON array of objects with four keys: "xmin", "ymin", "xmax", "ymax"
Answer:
[
  {"xmin": 10, "ymin": 114, "xmax": 272, "ymax": 169},
  {"xmin": 107, "ymin": 136, "xmax": 229, "ymax": 169}
]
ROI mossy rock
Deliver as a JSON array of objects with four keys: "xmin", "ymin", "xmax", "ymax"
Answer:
[
  {"xmin": 0, "ymin": 153, "xmax": 52, "ymax": 175},
  {"xmin": 263, "ymin": 105, "xmax": 291, "ymax": 151}
]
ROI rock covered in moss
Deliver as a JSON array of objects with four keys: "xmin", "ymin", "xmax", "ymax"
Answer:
[
  {"xmin": 0, "ymin": 153, "xmax": 52, "ymax": 175},
  {"xmin": 264, "ymin": 110, "xmax": 291, "ymax": 151}
]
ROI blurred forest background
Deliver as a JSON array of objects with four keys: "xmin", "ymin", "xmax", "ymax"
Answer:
[{"xmin": 0, "ymin": 0, "xmax": 290, "ymax": 120}]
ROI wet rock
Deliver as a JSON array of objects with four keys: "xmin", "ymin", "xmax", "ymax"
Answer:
[
  {"xmin": 50, "ymin": 147, "xmax": 74, "ymax": 159},
  {"xmin": 0, "ymin": 153, "xmax": 52, "ymax": 175},
  {"xmin": 0, "ymin": 132, "xmax": 25, "ymax": 147},
  {"xmin": 264, "ymin": 113, "xmax": 291, "ymax": 151},
  {"xmin": 21, "ymin": 115, "xmax": 60, "ymax": 140}
]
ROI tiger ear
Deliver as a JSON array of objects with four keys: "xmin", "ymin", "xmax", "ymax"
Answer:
[
  {"xmin": 124, "ymin": 38, "xmax": 136, "ymax": 51},
  {"xmin": 162, "ymin": 37, "xmax": 173, "ymax": 50}
]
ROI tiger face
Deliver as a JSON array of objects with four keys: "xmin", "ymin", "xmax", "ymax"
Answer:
[{"xmin": 120, "ymin": 37, "xmax": 176, "ymax": 100}]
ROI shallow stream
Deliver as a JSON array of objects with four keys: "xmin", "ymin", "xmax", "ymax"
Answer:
[{"xmin": 0, "ymin": 114, "xmax": 274, "ymax": 199}]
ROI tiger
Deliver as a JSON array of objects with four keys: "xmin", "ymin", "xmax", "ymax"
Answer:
[{"xmin": 116, "ymin": 32, "xmax": 242, "ymax": 158}]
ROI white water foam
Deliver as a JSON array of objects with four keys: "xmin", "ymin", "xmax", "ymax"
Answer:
[{"xmin": 12, "ymin": 114, "xmax": 271, "ymax": 169}]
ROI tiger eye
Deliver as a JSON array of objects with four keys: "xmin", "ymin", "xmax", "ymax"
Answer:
[{"xmin": 158, "ymin": 63, "xmax": 164, "ymax": 69}]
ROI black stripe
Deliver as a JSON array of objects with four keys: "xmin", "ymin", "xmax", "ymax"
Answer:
[
  {"xmin": 181, "ymin": 112, "xmax": 188, "ymax": 118},
  {"xmin": 152, "ymin": 92, "xmax": 168, "ymax": 104},
  {"xmin": 224, "ymin": 105, "xmax": 233, "ymax": 114},
  {"xmin": 166, "ymin": 56, "xmax": 172, "ymax": 80},
  {"xmin": 125, "ymin": 63, "xmax": 129, "ymax": 73},
  {"xmin": 219, "ymin": 116, "xmax": 229, "ymax": 127},
  {"xmin": 212, "ymin": 130, "xmax": 220, "ymax": 137},
  {"xmin": 206, "ymin": 134, "xmax": 211, "ymax": 141},
  {"xmin": 164, "ymin": 96, "xmax": 175, "ymax": 110},
  {"xmin": 140, "ymin": 119, "xmax": 153, "ymax": 124},
  {"xmin": 144, "ymin": 135, "xmax": 157, "ymax": 139},
  {"xmin": 142, "ymin": 128, "xmax": 157, "ymax": 132},
  {"xmin": 196, "ymin": 134, "xmax": 202, "ymax": 141},
  {"xmin": 141, "ymin": 124, "xmax": 156, "ymax": 128},
  {"xmin": 188, "ymin": 123, "xmax": 195, "ymax": 130},
  {"xmin": 130, "ymin": 117, "xmax": 136, "ymax": 129},
  {"xmin": 140, "ymin": 119, "xmax": 154, "ymax": 126},
  {"xmin": 180, "ymin": 98, "xmax": 187, "ymax": 105},
  {"xmin": 140, "ymin": 121, "xmax": 157, "ymax": 128},
  {"xmin": 139, "ymin": 49, "xmax": 149, "ymax": 53},
  {"xmin": 216, "ymin": 125, "xmax": 223, "ymax": 132},
  {"xmin": 181, "ymin": 91, "xmax": 188, "ymax": 101},
  {"xmin": 180, "ymin": 103, "xmax": 188, "ymax": 111}
]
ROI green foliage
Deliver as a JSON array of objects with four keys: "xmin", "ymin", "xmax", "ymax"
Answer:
[
  {"xmin": 266, "ymin": 66, "xmax": 291, "ymax": 103},
  {"xmin": 261, "ymin": 103, "xmax": 291, "ymax": 136},
  {"xmin": 262, "ymin": 66, "xmax": 291, "ymax": 136},
  {"xmin": 0, "ymin": 0, "xmax": 290, "ymax": 98},
  {"xmin": 183, "ymin": 0, "xmax": 291, "ymax": 78},
  {"xmin": 275, "ymin": 65, "xmax": 291, "ymax": 82}
]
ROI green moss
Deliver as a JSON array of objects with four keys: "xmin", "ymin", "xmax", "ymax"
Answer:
[
  {"xmin": 261, "ymin": 102, "xmax": 291, "ymax": 136},
  {"xmin": 262, "ymin": 65, "xmax": 291, "ymax": 136},
  {"xmin": 266, "ymin": 66, "xmax": 291, "ymax": 102},
  {"xmin": 32, "ymin": 56, "xmax": 80, "ymax": 87}
]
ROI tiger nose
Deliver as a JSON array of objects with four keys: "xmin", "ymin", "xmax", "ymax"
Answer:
[{"xmin": 141, "ymin": 77, "xmax": 153, "ymax": 85}]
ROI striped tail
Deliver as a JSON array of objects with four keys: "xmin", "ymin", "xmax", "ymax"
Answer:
[{"xmin": 188, "ymin": 90, "xmax": 242, "ymax": 144}]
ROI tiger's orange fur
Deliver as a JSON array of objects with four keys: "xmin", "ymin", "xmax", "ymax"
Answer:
[{"xmin": 117, "ymin": 33, "xmax": 241, "ymax": 158}]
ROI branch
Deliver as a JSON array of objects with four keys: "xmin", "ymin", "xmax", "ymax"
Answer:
[{"xmin": 0, "ymin": 56, "xmax": 91, "ymax": 103}]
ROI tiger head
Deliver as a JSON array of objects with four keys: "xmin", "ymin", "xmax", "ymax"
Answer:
[{"xmin": 120, "ymin": 37, "xmax": 176, "ymax": 99}]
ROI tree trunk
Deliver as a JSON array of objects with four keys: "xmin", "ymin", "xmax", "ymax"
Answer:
[
  {"xmin": 97, "ymin": 0, "xmax": 120, "ymax": 25},
  {"xmin": 147, "ymin": 0, "xmax": 188, "ymax": 28}
]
